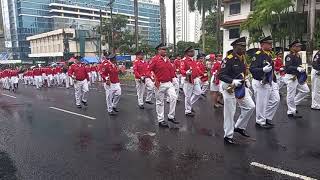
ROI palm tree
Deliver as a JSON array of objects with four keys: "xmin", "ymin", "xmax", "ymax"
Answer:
[
  {"xmin": 134, "ymin": 0, "xmax": 139, "ymax": 50},
  {"xmin": 188, "ymin": 0, "xmax": 215, "ymax": 53},
  {"xmin": 159, "ymin": 0, "xmax": 166, "ymax": 44}
]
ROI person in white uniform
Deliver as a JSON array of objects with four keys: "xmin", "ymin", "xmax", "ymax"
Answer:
[
  {"xmin": 250, "ymin": 36, "xmax": 280, "ymax": 129},
  {"xmin": 284, "ymin": 40, "xmax": 310, "ymax": 118},
  {"xmin": 311, "ymin": 50, "xmax": 320, "ymax": 110},
  {"xmin": 219, "ymin": 37, "xmax": 255, "ymax": 145}
]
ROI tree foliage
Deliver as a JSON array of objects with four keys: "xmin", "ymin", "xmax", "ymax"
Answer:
[{"xmin": 176, "ymin": 41, "xmax": 200, "ymax": 56}]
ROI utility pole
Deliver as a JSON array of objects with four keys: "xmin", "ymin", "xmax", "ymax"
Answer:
[
  {"xmin": 107, "ymin": 0, "xmax": 115, "ymax": 53},
  {"xmin": 173, "ymin": 0, "xmax": 176, "ymax": 53},
  {"xmin": 307, "ymin": 0, "xmax": 316, "ymax": 64},
  {"xmin": 134, "ymin": 0, "xmax": 139, "ymax": 51},
  {"xmin": 216, "ymin": 0, "xmax": 222, "ymax": 54},
  {"xmin": 160, "ymin": 0, "xmax": 166, "ymax": 44},
  {"xmin": 99, "ymin": 9, "xmax": 102, "ymax": 60}
]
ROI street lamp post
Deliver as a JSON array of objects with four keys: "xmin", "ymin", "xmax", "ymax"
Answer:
[{"xmin": 107, "ymin": 0, "xmax": 115, "ymax": 53}]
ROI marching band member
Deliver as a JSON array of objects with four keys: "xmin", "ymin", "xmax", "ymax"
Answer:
[
  {"xmin": 284, "ymin": 40, "xmax": 310, "ymax": 118},
  {"xmin": 210, "ymin": 54, "xmax": 223, "ymax": 108},
  {"xmin": 133, "ymin": 50, "xmax": 155, "ymax": 109},
  {"xmin": 33, "ymin": 65, "xmax": 43, "ymax": 89},
  {"xmin": 274, "ymin": 51, "xmax": 286, "ymax": 90},
  {"xmin": 10, "ymin": 68, "xmax": 19, "ymax": 92},
  {"xmin": 149, "ymin": 43, "xmax": 178, "ymax": 128},
  {"xmin": 250, "ymin": 36, "xmax": 280, "ymax": 129},
  {"xmin": 100, "ymin": 54, "xmax": 121, "ymax": 116},
  {"xmin": 68, "ymin": 57, "xmax": 90, "ymax": 108},
  {"xmin": 174, "ymin": 54, "xmax": 183, "ymax": 90},
  {"xmin": 311, "ymin": 49, "xmax": 320, "ymax": 110},
  {"xmin": 197, "ymin": 53, "xmax": 209, "ymax": 97},
  {"xmin": 219, "ymin": 37, "xmax": 255, "ymax": 144},
  {"xmin": 181, "ymin": 46, "xmax": 202, "ymax": 117}
]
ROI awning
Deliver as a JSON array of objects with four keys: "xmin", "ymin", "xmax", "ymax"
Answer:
[
  {"xmin": 116, "ymin": 55, "xmax": 132, "ymax": 62},
  {"xmin": 81, "ymin": 57, "xmax": 99, "ymax": 64}
]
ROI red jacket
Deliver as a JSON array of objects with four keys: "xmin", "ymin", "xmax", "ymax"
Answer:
[
  {"xmin": 197, "ymin": 61, "xmax": 208, "ymax": 82},
  {"xmin": 10, "ymin": 70, "xmax": 19, "ymax": 77},
  {"xmin": 133, "ymin": 59, "xmax": 151, "ymax": 79},
  {"xmin": 174, "ymin": 59, "xmax": 181, "ymax": 73},
  {"xmin": 100, "ymin": 62, "xmax": 120, "ymax": 83},
  {"xmin": 53, "ymin": 67, "xmax": 62, "ymax": 74},
  {"xmin": 274, "ymin": 57, "xmax": 285, "ymax": 76},
  {"xmin": 46, "ymin": 68, "xmax": 53, "ymax": 75},
  {"xmin": 149, "ymin": 55, "xmax": 175, "ymax": 84},
  {"xmin": 85, "ymin": 66, "xmax": 91, "ymax": 73},
  {"xmin": 211, "ymin": 60, "xmax": 222, "ymax": 85},
  {"xmin": 180, "ymin": 56, "xmax": 200, "ymax": 83},
  {"xmin": 90, "ymin": 66, "xmax": 97, "ymax": 72},
  {"xmin": 68, "ymin": 63, "xmax": 89, "ymax": 81},
  {"xmin": 33, "ymin": 68, "xmax": 42, "ymax": 76}
]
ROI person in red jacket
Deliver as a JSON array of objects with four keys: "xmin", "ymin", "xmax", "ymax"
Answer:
[
  {"xmin": 10, "ymin": 68, "xmax": 19, "ymax": 91},
  {"xmin": 197, "ymin": 53, "xmax": 209, "ymax": 97},
  {"xmin": 149, "ymin": 43, "xmax": 178, "ymax": 128},
  {"xmin": 180, "ymin": 46, "xmax": 202, "ymax": 117},
  {"xmin": 210, "ymin": 54, "xmax": 223, "ymax": 108},
  {"xmin": 174, "ymin": 54, "xmax": 183, "ymax": 89},
  {"xmin": 133, "ymin": 50, "xmax": 155, "ymax": 109},
  {"xmin": 68, "ymin": 57, "xmax": 90, "ymax": 108},
  {"xmin": 274, "ymin": 51, "xmax": 286, "ymax": 89},
  {"xmin": 33, "ymin": 65, "xmax": 43, "ymax": 89},
  {"xmin": 100, "ymin": 54, "xmax": 121, "ymax": 115}
]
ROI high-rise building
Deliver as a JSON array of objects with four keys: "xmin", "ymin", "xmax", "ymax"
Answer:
[
  {"xmin": 175, "ymin": 0, "xmax": 201, "ymax": 43},
  {"xmin": 1, "ymin": 0, "xmax": 161, "ymax": 61}
]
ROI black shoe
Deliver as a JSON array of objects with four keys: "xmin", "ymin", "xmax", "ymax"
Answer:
[
  {"xmin": 224, "ymin": 137, "xmax": 235, "ymax": 144},
  {"xmin": 201, "ymin": 94, "xmax": 207, "ymax": 97},
  {"xmin": 168, "ymin": 118, "xmax": 179, "ymax": 124},
  {"xmin": 234, "ymin": 128, "xmax": 250, "ymax": 137},
  {"xmin": 77, "ymin": 105, "xmax": 82, "ymax": 109},
  {"xmin": 191, "ymin": 108, "xmax": 195, "ymax": 113},
  {"xmin": 158, "ymin": 121, "xmax": 169, "ymax": 128},
  {"xmin": 138, "ymin": 105, "xmax": 144, "ymax": 109},
  {"xmin": 145, "ymin": 101, "xmax": 154, "ymax": 105},
  {"xmin": 81, "ymin": 101, "xmax": 88, "ymax": 106},
  {"xmin": 288, "ymin": 114, "xmax": 302, "ymax": 119},
  {"xmin": 266, "ymin": 120, "xmax": 274, "ymax": 126},
  {"xmin": 255, "ymin": 123, "xmax": 273, "ymax": 129},
  {"xmin": 311, "ymin": 107, "xmax": 320, "ymax": 111},
  {"xmin": 109, "ymin": 111, "xmax": 117, "ymax": 116},
  {"xmin": 113, "ymin": 107, "xmax": 119, "ymax": 112},
  {"xmin": 185, "ymin": 112, "xmax": 195, "ymax": 117}
]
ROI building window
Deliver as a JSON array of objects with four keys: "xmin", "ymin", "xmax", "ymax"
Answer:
[
  {"xmin": 229, "ymin": 28, "xmax": 240, "ymax": 39},
  {"xmin": 230, "ymin": 3, "xmax": 241, "ymax": 15}
]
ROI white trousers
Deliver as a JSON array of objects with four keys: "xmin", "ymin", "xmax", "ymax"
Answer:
[
  {"xmin": 47, "ymin": 75, "xmax": 53, "ymax": 87},
  {"xmin": 311, "ymin": 69, "xmax": 320, "ymax": 109},
  {"xmin": 252, "ymin": 80, "xmax": 280, "ymax": 125},
  {"xmin": 10, "ymin": 77, "xmax": 19, "ymax": 88},
  {"xmin": 74, "ymin": 79, "xmax": 89, "ymax": 106},
  {"xmin": 3, "ymin": 77, "xmax": 10, "ymax": 89},
  {"xmin": 155, "ymin": 82, "xmax": 177, "ymax": 122},
  {"xmin": 275, "ymin": 73, "xmax": 286, "ymax": 89},
  {"xmin": 135, "ymin": 78, "xmax": 154, "ymax": 106},
  {"xmin": 104, "ymin": 83, "xmax": 121, "ymax": 112},
  {"xmin": 221, "ymin": 82, "xmax": 255, "ymax": 138},
  {"xmin": 23, "ymin": 76, "xmax": 28, "ymax": 85},
  {"xmin": 91, "ymin": 71, "xmax": 97, "ymax": 83},
  {"xmin": 285, "ymin": 74, "xmax": 310, "ymax": 115},
  {"xmin": 54, "ymin": 74, "xmax": 60, "ymax": 85},
  {"xmin": 34, "ymin": 76, "xmax": 42, "ymax": 89},
  {"xmin": 176, "ymin": 74, "xmax": 183, "ymax": 89},
  {"xmin": 201, "ymin": 80, "xmax": 209, "ymax": 95},
  {"xmin": 183, "ymin": 78, "xmax": 202, "ymax": 114},
  {"xmin": 65, "ymin": 75, "xmax": 70, "ymax": 88}
]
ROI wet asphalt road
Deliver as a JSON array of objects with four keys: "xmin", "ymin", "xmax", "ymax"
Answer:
[{"xmin": 0, "ymin": 83, "xmax": 319, "ymax": 180}]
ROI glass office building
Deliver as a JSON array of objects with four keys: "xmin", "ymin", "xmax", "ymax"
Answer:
[{"xmin": 1, "ymin": 0, "xmax": 161, "ymax": 60}]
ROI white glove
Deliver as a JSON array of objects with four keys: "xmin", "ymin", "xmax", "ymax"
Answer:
[
  {"xmin": 186, "ymin": 69, "xmax": 192, "ymax": 75},
  {"xmin": 245, "ymin": 79, "xmax": 251, "ymax": 88},
  {"xmin": 105, "ymin": 76, "xmax": 110, "ymax": 81},
  {"xmin": 140, "ymin": 76, "xmax": 145, "ymax": 81},
  {"xmin": 297, "ymin": 67, "xmax": 305, "ymax": 73},
  {"xmin": 232, "ymin": 79, "xmax": 242, "ymax": 87},
  {"xmin": 279, "ymin": 67, "xmax": 284, "ymax": 71},
  {"xmin": 263, "ymin": 65, "xmax": 272, "ymax": 73}
]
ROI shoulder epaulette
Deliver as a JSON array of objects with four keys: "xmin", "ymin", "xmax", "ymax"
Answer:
[
  {"xmin": 255, "ymin": 51, "xmax": 261, "ymax": 55},
  {"xmin": 226, "ymin": 54, "xmax": 233, "ymax": 59}
]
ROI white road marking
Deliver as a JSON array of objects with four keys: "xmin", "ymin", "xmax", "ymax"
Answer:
[
  {"xmin": 2, "ymin": 94, "xmax": 17, "ymax": 99},
  {"xmin": 49, "ymin": 107, "xmax": 96, "ymax": 120},
  {"xmin": 250, "ymin": 162, "xmax": 318, "ymax": 180}
]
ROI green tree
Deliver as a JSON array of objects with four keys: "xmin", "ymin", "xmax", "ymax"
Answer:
[
  {"xmin": 176, "ymin": 41, "xmax": 200, "ymax": 56},
  {"xmin": 98, "ymin": 14, "xmax": 129, "ymax": 51},
  {"xmin": 188, "ymin": 0, "xmax": 215, "ymax": 53}
]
